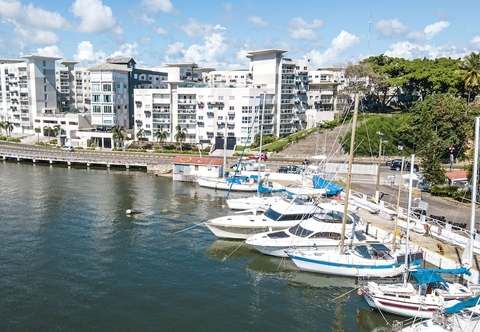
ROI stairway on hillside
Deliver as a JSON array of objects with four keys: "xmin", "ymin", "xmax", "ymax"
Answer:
[{"xmin": 274, "ymin": 125, "xmax": 350, "ymax": 160}]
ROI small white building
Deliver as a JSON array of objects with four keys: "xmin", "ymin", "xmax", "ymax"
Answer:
[{"xmin": 172, "ymin": 156, "xmax": 225, "ymax": 182}]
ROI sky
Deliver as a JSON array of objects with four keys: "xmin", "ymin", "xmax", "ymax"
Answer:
[{"xmin": 0, "ymin": 0, "xmax": 479, "ymax": 70}]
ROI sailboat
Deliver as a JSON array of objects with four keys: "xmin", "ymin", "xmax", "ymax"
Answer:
[
  {"xmin": 286, "ymin": 93, "xmax": 423, "ymax": 278},
  {"xmin": 360, "ymin": 155, "xmax": 476, "ymax": 318}
]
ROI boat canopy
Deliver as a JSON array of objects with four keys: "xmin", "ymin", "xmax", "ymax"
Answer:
[
  {"xmin": 411, "ymin": 267, "xmax": 471, "ymax": 286},
  {"xmin": 445, "ymin": 295, "xmax": 480, "ymax": 314},
  {"xmin": 311, "ymin": 176, "xmax": 343, "ymax": 196}
]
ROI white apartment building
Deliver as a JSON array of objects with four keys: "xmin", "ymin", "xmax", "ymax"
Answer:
[{"xmin": 134, "ymin": 49, "xmax": 341, "ymax": 147}]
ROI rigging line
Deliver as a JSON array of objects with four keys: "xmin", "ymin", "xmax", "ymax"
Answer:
[
  {"xmin": 222, "ymin": 240, "xmax": 246, "ymax": 261},
  {"xmin": 172, "ymin": 222, "xmax": 204, "ymax": 235},
  {"xmin": 330, "ymin": 287, "xmax": 359, "ymax": 302}
]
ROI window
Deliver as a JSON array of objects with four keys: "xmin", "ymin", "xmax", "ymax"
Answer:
[
  {"xmin": 229, "ymin": 96, "xmax": 235, "ymax": 100},
  {"xmin": 241, "ymin": 116, "xmax": 249, "ymax": 124},
  {"xmin": 102, "ymin": 84, "xmax": 111, "ymax": 91},
  {"xmin": 229, "ymin": 106, "xmax": 234, "ymax": 110},
  {"xmin": 218, "ymin": 116, "xmax": 223, "ymax": 121},
  {"xmin": 91, "ymin": 84, "xmax": 100, "ymax": 91},
  {"xmin": 218, "ymin": 107, "xmax": 223, "ymax": 111},
  {"xmin": 92, "ymin": 95, "xmax": 100, "ymax": 102},
  {"xmin": 43, "ymin": 60, "xmax": 46, "ymax": 66},
  {"xmin": 103, "ymin": 95, "xmax": 112, "ymax": 102},
  {"xmin": 218, "ymin": 96, "xmax": 224, "ymax": 100},
  {"xmin": 103, "ymin": 105, "xmax": 112, "ymax": 113},
  {"xmin": 93, "ymin": 105, "xmax": 101, "ymax": 113}
]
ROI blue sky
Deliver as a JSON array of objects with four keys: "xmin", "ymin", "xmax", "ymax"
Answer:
[{"xmin": 0, "ymin": 0, "xmax": 479, "ymax": 70}]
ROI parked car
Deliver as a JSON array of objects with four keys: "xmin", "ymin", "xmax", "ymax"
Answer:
[
  {"xmin": 386, "ymin": 159, "xmax": 402, "ymax": 166},
  {"xmin": 278, "ymin": 165, "xmax": 302, "ymax": 174},
  {"xmin": 390, "ymin": 160, "xmax": 419, "ymax": 172},
  {"xmin": 60, "ymin": 145, "xmax": 75, "ymax": 152}
]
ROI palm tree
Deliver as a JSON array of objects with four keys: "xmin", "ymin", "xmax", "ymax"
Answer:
[
  {"xmin": 155, "ymin": 125, "xmax": 169, "ymax": 149},
  {"xmin": 43, "ymin": 126, "xmax": 53, "ymax": 143},
  {"xmin": 136, "ymin": 127, "xmax": 145, "ymax": 147},
  {"xmin": 53, "ymin": 124, "xmax": 62, "ymax": 147},
  {"xmin": 34, "ymin": 127, "xmax": 41, "ymax": 143},
  {"xmin": 4, "ymin": 121, "xmax": 14, "ymax": 139},
  {"xmin": 111, "ymin": 126, "xmax": 125, "ymax": 148},
  {"xmin": 0, "ymin": 121, "xmax": 4, "ymax": 136},
  {"xmin": 174, "ymin": 124, "xmax": 187, "ymax": 151},
  {"xmin": 457, "ymin": 52, "xmax": 480, "ymax": 103}
]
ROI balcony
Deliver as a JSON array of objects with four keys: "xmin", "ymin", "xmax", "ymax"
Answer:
[
  {"xmin": 178, "ymin": 99, "xmax": 196, "ymax": 104},
  {"xmin": 281, "ymin": 79, "xmax": 294, "ymax": 84}
]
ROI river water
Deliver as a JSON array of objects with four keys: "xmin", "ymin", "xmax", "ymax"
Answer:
[{"xmin": 0, "ymin": 162, "xmax": 400, "ymax": 331}]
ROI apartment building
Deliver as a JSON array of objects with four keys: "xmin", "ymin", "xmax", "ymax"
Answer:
[{"xmin": 134, "ymin": 49, "xmax": 341, "ymax": 147}]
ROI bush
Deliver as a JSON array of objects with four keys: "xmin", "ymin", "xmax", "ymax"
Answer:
[{"xmin": 429, "ymin": 185, "xmax": 459, "ymax": 197}]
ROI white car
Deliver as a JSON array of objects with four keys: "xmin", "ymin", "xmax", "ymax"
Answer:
[{"xmin": 60, "ymin": 145, "xmax": 75, "ymax": 152}]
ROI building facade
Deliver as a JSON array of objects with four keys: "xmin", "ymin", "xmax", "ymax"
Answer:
[{"xmin": 133, "ymin": 49, "xmax": 341, "ymax": 147}]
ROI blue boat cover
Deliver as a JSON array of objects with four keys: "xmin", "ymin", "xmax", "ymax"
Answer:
[
  {"xmin": 445, "ymin": 295, "xmax": 480, "ymax": 314},
  {"xmin": 411, "ymin": 267, "xmax": 471, "ymax": 286},
  {"xmin": 311, "ymin": 176, "xmax": 343, "ymax": 196}
]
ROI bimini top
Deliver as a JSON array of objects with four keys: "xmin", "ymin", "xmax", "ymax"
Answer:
[{"xmin": 411, "ymin": 267, "xmax": 471, "ymax": 286}]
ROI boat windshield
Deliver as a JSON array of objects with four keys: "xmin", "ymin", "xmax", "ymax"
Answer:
[
  {"xmin": 264, "ymin": 208, "xmax": 314, "ymax": 222},
  {"xmin": 288, "ymin": 225, "xmax": 314, "ymax": 238},
  {"xmin": 312, "ymin": 210, "xmax": 352, "ymax": 224},
  {"xmin": 266, "ymin": 231, "xmax": 290, "ymax": 239}
]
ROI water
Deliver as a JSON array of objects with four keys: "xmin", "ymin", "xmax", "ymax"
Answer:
[{"xmin": 0, "ymin": 162, "xmax": 399, "ymax": 331}]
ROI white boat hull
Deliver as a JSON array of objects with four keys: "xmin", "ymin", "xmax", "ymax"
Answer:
[
  {"xmin": 287, "ymin": 249, "xmax": 420, "ymax": 278},
  {"xmin": 204, "ymin": 221, "xmax": 299, "ymax": 240},
  {"xmin": 226, "ymin": 196, "xmax": 281, "ymax": 210},
  {"xmin": 197, "ymin": 178, "xmax": 258, "ymax": 192}
]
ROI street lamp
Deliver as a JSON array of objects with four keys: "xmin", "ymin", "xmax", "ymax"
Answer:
[{"xmin": 375, "ymin": 131, "xmax": 388, "ymax": 204}]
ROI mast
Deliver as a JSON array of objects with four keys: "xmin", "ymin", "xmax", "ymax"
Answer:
[
  {"xmin": 392, "ymin": 156, "xmax": 405, "ymax": 253},
  {"xmin": 403, "ymin": 154, "xmax": 415, "ymax": 285},
  {"xmin": 469, "ymin": 117, "xmax": 479, "ymax": 267},
  {"xmin": 340, "ymin": 93, "xmax": 359, "ymax": 252},
  {"xmin": 257, "ymin": 90, "xmax": 266, "ymax": 197}
]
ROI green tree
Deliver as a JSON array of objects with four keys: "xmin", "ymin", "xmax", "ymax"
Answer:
[
  {"xmin": 4, "ymin": 121, "xmax": 14, "ymax": 139},
  {"xmin": 43, "ymin": 126, "xmax": 53, "ymax": 143},
  {"xmin": 398, "ymin": 94, "xmax": 479, "ymax": 185},
  {"xmin": 174, "ymin": 124, "xmax": 187, "ymax": 151},
  {"xmin": 53, "ymin": 124, "xmax": 62, "ymax": 147},
  {"xmin": 155, "ymin": 125, "xmax": 168, "ymax": 149},
  {"xmin": 136, "ymin": 127, "xmax": 145, "ymax": 147},
  {"xmin": 0, "ymin": 121, "xmax": 4, "ymax": 136},
  {"xmin": 456, "ymin": 52, "xmax": 480, "ymax": 103},
  {"xmin": 111, "ymin": 126, "xmax": 125, "ymax": 148},
  {"xmin": 34, "ymin": 127, "xmax": 41, "ymax": 143}
]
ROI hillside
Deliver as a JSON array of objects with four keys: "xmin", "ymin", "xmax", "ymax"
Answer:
[{"xmin": 273, "ymin": 124, "xmax": 350, "ymax": 160}]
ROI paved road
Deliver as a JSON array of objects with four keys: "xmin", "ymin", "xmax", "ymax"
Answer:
[{"xmin": 351, "ymin": 167, "xmax": 478, "ymax": 231}]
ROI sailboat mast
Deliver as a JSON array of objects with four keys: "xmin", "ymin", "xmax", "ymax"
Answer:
[
  {"xmin": 257, "ymin": 90, "xmax": 266, "ymax": 197},
  {"xmin": 469, "ymin": 117, "xmax": 479, "ymax": 267},
  {"xmin": 340, "ymin": 93, "xmax": 359, "ymax": 252},
  {"xmin": 403, "ymin": 154, "xmax": 415, "ymax": 284},
  {"xmin": 392, "ymin": 156, "xmax": 405, "ymax": 253}
]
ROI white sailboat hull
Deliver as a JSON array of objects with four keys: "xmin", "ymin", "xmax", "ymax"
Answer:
[
  {"xmin": 197, "ymin": 177, "xmax": 258, "ymax": 192},
  {"xmin": 226, "ymin": 195, "xmax": 281, "ymax": 210},
  {"xmin": 287, "ymin": 249, "xmax": 419, "ymax": 278}
]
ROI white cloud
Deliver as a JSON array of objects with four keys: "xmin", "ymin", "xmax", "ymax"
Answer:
[
  {"xmin": 181, "ymin": 18, "xmax": 213, "ymax": 37},
  {"xmin": 142, "ymin": 0, "xmax": 174, "ymax": 13},
  {"xmin": 424, "ymin": 21, "xmax": 449, "ymax": 40},
  {"xmin": 406, "ymin": 31, "xmax": 426, "ymax": 44},
  {"xmin": 375, "ymin": 18, "xmax": 408, "ymax": 38},
  {"xmin": 140, "ymin": 14, "xmax": 155, "ymax": 25},
  {"xmin": 165, "ymin": 25, "xmax": 230, "ymax": 68},
  {"xmin": 156, "ymin": 27, "xmax": 168, "ymax": 35},
  {"xmin": 248, "ymin": 16, "xmax": 268, "ymax": 28},
  {"xmin": 13, "ymin": 25, "xmax": 60, "ymax": 48},
  {"xmin": 165, "ymin": 42, "xmax": 184, "ymax": 56},
  {"xmin": 470, "ymin": 36, "xmax": 480, "ymax": 49},
  {"xmin": 0, "ymin": 0, "xmax": 71, "ymax": 49},
  {"xmin": 71, "ymin": 0, "xmax": 122, "ymax": 35},
  {"xmin": 305, "ymin": 30, "xmax": 360, "ymax": 67},
  {"xmin": 109, "ymin": 43, "xmax": 139, "ymax": 59},
  {"xmin": 34, "ymin": 45, "xmax": 64, "ymax": 58},
  {"xmin": 73, "ymin": 41, "xmax": 108, "ymax": 67},
  {"xmin": 287, "ymin": 17, "xmax": 323, "ymax": 40}
]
